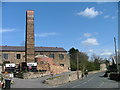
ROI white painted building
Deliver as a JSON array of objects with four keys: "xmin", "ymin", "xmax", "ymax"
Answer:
[{"xmin": 100, "ymin": 64, "xmax": 107, "ymax": 71}]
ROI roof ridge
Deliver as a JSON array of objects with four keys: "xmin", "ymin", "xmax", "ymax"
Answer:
[
  {"xmin": 35, "ymin": 46, "xmax": 63, "ymax": 48},
  {"xmin": 0, "ymin": 46, "xmax": 66, "ymax": 52},
  {"xmin": 0, "ymin": 46, "xmax": 64, "ymax": 49}
]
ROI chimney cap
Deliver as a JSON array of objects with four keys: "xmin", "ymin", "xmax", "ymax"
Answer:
[
  {"xmin": 26, "ymin": 10, "xmax": 34, "ymax": 13},
  {"xmin": 27, "ymin": 10, "xmax": 34, "ymax": 11}
]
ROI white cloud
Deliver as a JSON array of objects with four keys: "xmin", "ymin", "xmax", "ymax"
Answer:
[
  {"xmin": 76, "ymin": 7, "xmax": 103, "ymax": 18},
  {"xmin": 104, "ymin": 15, "xmax": 110, "ymax": 19},
  {"xmin": 111, "ymin": 16, "xmax": 115, "ymax": 19},
  {"xmin": 104, "ymin": 15, "xmax": 116, "ymax": 19},
  {"xmin": 100, "ymin": 51, "xmax": 113, "ymax": 56},
  {"xmin": 83, "ymin": 32, "xmax": 98, "ymax": 38},
  {"xmin": 0, "ymin": 28, "xmax": 15, "ymax": 33},
  {"xmin": 81, "ymin": 38, "xmax": 99, "ymax": 46},
  {"xmin": 88, "ymin": 49, "xmax": 94, "ymax": 53},
  {"xmin": 35, "ymin": 32, "xmax": 57, "ymax": 37},
  {"xmin": 84, "ymin": 33, "xmax": 92, "ymax": 37}
]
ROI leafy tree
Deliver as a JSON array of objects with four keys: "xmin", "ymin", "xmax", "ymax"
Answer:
[
  {"xmin": 69, "ymin": 48, "xmax": 108, "ymax": 71},
  {"xmin": 91, "ymin": 54, "xmax": 106, "ymax": 70},
  {"xmin": 86, "ymin": 61, "xmax": 96, "ymax": 71},
  {"xmin": 78, "ymin": 52, "xmax": 89, "ymax": 72},
  {"xmin": 69, "ymin": 48, "xmax": 78, "ymax": 71},
  {"xmin": 94, "ymin": 59, "xmax": 100, "ymax": 70},
  {"xmin": 70, "ymin": 60, "xmax": 77, "ymax": 71},
  {"xmin": 69, "ymin": 48, "xmax": 89, "ymax": 71}
]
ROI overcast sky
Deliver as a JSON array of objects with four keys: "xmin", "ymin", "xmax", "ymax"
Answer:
[{"xmin": 1, "ymin": 2, "xmax": 118, "ymax": 59}]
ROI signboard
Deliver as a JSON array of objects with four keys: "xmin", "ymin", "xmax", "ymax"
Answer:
[
  {"xmin": 27, "ymin": 63, "xmax": 37, "ymax": 67},
  {"xmin": 5, "ymin": 64, "xmax": 15, "ymax": 67}
]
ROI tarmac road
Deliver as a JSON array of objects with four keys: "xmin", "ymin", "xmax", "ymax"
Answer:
[
  {"xmin": 56, "ymin": 72, "xmax": 119, "ymax": 88},
  {"xmin": 11, "ymin": 72, "xmax": 119, "ymax": 88},
  {"xmin": 11, "ymin": 71, "xmax": 71, "ymax": 88}
]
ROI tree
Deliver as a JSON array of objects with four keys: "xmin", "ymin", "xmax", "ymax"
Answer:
[
  {"xmin": 69, "ymin": 48, "xmax": 89, "ymax": 71},
  {"xmin": 86, "ymin": 61, "xmax": 96, "ymax": 71},
  {"xmin": 91, "ymin": 54, "xmax": 105, "ymax": 70},
  {"xmin": 69, "ymin": 48, "xmax": 78, "ymax": 71},
  {"xmin": 78, "ymin": 52, "xmax": 89, "ymax": 72}
]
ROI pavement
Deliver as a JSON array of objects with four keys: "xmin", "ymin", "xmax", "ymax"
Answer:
[{"xmin": 11, "ymin": 71, "xmax": 119, "ymax": 88}]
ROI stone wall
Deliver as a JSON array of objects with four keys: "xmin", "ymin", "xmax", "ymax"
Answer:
[
  {"xmin": 50, "ymin": 65, "xmax": 68, "ymax": 75},
  {"xmin": 1, "ymin": 51, "xmax": 70, "ymax": 72},
  {"xmin": 69, "ymin": 71, "xmax": 82, "ymax": 81},
  {"xmin": 1, "ymin": 51, "xmax": 25, "ymax": 64},
  {"xmin": 21, "ymin": 71, "xmax": 50, "ymax": 79},
  {"xmin": 44, "ymin": 71, "xmax": 82, "ymax": 86}
]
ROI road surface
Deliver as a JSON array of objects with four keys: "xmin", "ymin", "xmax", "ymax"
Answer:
[
  {"xmin": 11, "ymin": 71, "xmax": 71, "ymax": 88},
  {"xmin": 55, "ymin": 72, "xmax": 119, "ymax": 88},
  {"xmin": 12, "ymin": 72, "xmax": 119, "ymax": 88}
]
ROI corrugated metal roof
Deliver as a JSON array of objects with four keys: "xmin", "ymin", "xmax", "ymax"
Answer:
[{"xmin": 0, "ymin": 46, "xmax": 67, "ymax": 52}]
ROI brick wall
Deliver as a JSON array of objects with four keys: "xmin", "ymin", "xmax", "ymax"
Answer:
[{"xmin": 25, "ymin": 10, "xmax": 35, "ymax": 63}]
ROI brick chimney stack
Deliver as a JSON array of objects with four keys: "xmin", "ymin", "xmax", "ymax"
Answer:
[{"xmin": 25, "ymin": 10, "xmax": 35, "ymax": 63}]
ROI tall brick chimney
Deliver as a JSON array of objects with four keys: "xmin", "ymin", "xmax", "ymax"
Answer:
[{"xmin": 25, "ymin": 10, "xmax": 35, "ymax": 63}]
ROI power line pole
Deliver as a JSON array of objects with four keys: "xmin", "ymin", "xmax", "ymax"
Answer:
[
  {"xmin": 114, "ymin": 37, "xmax": 118, "ymax": 73},
  {"xmin": 76, "ymin": 52, "xmax": 79, "ymax": 79}
]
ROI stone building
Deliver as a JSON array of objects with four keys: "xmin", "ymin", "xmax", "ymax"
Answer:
[{"xmin": 0, "ymin": 46, "xmax": 70, "ymax": 72}]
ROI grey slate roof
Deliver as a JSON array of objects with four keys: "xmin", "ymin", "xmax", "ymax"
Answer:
[{"xmin": 0, "ymin": 46, "xmax": 67, "ymax": 52}]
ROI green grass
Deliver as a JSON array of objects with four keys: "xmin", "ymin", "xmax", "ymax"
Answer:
[{"xmin": 47, "ymin": 76, "xmax": 62, "ymax": 80}]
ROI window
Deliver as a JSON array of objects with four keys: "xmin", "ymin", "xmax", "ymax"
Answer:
[
  {"xmin": 3, "ymin": 54, "xmax": 8, "ymax": 59},
  {"xmin": 59, "ymin": 54, "xmax": 64, "ymax": 60},
  {"xmin": 40, "ymin": 53, "xmax": 43, "ymax": 55},
  {"xmin": 16, "ymin": 54, "xmax": 21, "ymax": 59},
  {"xmin": 60, "ymin": 64, "xmax": 64, "ymax": 66},
  {"xmin": 49, "ymin": 54, "xmax": 54, "ymax": 59}
]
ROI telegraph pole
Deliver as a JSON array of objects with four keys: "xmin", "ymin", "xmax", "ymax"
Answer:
[
  {"xmin": 114, "ymin": 37, "xmax": 118, "ymax": 73},
  {"xmin": 76, "ymin": 52, "xmax": 79, "ymax": 79}
]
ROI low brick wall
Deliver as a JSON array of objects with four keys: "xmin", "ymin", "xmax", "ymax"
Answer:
[{"xmin": 44, "ymin": 71, "xmax": 82, "ymax": 86}]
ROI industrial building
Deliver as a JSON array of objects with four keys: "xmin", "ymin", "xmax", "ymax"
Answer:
[
  {"xmin": 0, "ymin": 46, "xmax": 70, "ymax": 73},
  {"xmin": 0, "ymin": 10, "xmax": 70, "ymax": 74}
]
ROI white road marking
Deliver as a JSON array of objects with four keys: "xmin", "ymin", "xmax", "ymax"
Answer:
[
  {"xmin": 97, "ymin": 82, "xmax": 104, "ymax": 88},
  {"xmin": 72, "ymin": 84, "xmax": 81, "ymax": 88},
  {"xmin": 88, "ymin": 77, "xmax": 93, "ymax": 81},
  {"xmin": 72, "ymin": 82, "xmax": 86, "ymax": 88},
  {"xmin": 72, "ymin": 81, "xmax": 88, "ymax": 88},
  {"xmin": 72, "ymin": 78, "xmax": 93, "ymax": 88}
]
